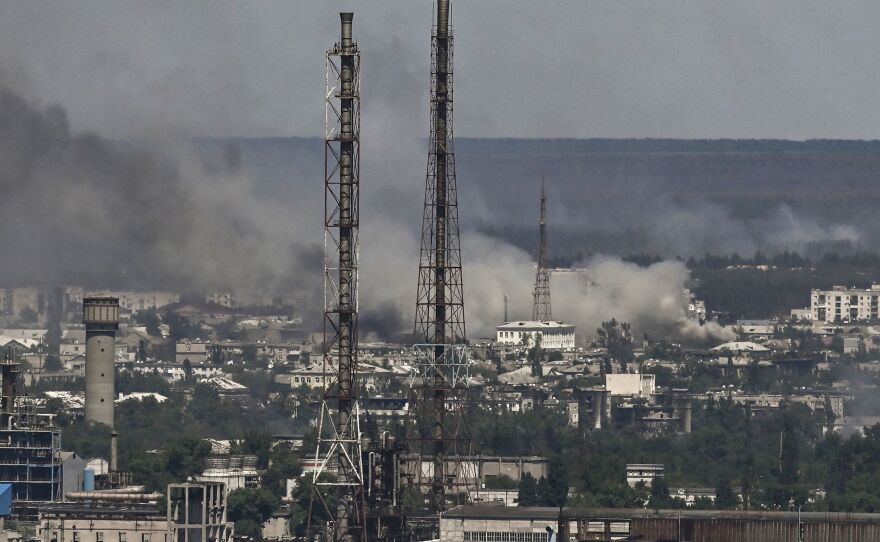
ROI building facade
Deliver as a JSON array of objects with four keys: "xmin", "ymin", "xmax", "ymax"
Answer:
[
  {"xmin": 496, "ymin": 321, "xmax": 576, "ymax": 350},
  {"xmin": 811, "ymin": 285, "xmax": 880, "ymax": 324}
]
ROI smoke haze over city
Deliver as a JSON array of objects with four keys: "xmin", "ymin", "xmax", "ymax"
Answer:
[{"xmin": 2, "ymin": 2, "xmax": 880, "ymax": 342}]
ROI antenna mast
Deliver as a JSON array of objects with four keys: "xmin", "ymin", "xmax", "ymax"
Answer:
[
  {"xmin": 533, "ymin": 178, "xmax": 552, "ymax": 321},
  {"xmin": 410, "ymin": 0, "xmax": 471, "ymax": 516}
]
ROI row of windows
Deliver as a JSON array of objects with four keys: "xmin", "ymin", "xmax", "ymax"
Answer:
[
  {"xmin": 64, "ymin": 533, "xmax": 161, "ymax": 542},
  {"xmin": 293, "ymin": 376, "xmax": 325, "ymax": 384},
  {"xmin": 464, "ymin": 531, "xmax": 548, "ymax": 542}
]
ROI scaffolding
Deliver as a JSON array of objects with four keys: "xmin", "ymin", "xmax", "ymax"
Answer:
[{"xmin": 0, "ymin": 396, "xmax": 62, "ymax": 502}]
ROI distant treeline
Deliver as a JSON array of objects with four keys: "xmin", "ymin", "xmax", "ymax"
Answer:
[
  {"xmin": 546, "ymin": 251, "xmax": 880, "ymax": 320},
  {"xmin": 456, "ymin": 138, "xmax": 880, "ymax": 155},
  {"xmin": 547, "ymin": 250, "xmax": 880, "ymax": 273}
]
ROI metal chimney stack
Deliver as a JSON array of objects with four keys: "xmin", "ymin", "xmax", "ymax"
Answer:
[
  {"xmin": 83, "ymin": 296, "xmax": 119, "ymax": 427},
  {"xmin": 309, "ymin": 12, "xmax": 366, "ymax": 542}
]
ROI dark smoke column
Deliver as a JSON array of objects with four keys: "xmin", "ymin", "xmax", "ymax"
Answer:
[
  {"xmin": 411, "ymin": 0, "xmax": 470, "ymax": 515},
  {"xmin": 532, "ymin": 179, "xmax": 551, "ymax": 321},
  {"xmin": 83, "ymin": 296, "xmax": 119, "ymax": 427},
  {"xmin": 309, "ymin": 12, "xmax": 366, "ymax": 542}
]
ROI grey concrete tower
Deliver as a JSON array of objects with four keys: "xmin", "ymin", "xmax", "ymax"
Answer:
[{"xmin": 83, "ymin": 296, "xmax": 119, "ymax": 427}]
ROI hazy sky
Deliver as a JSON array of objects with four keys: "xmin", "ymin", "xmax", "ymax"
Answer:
[{"xmin": 2, "ymin": 1, "xmax": 879, "ymax": 140}]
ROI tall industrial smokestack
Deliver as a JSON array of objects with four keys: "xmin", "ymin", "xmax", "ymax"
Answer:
[
  {"xmin": 83, "ymin": 296, "xmax": 119, "ymax": 427},
  {"xmin": 309, "ymin": 12, "xmax": 366, "ymax": 542}
]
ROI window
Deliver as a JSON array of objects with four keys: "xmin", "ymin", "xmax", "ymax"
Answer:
[
  {"xmin": 96, "ymin": 533, "xmax": 104, "ymax": 542},
  {"xmin": 142, "ymin": 534, "xmax": 151, "ymax": 542},
  {"xmin": 120, "ymin": 533, "xmax": 127, "ymax": 542}
]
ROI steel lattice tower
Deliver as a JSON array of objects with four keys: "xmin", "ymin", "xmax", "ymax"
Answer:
[
  {"xmin": 532, "ymin": 179, "xmax": 552, "ymax": 322},
  {"xmin": 409, "ymin": 0, "xmax": 472, "ymax": 517},
  {"xmin": 309, "ymin": 13, "xmax": 365, "ymax": 542}
]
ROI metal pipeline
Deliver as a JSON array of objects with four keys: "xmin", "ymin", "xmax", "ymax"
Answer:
[
  {"xmin": 86, "ymin": 486, "xmax": 146, "ymax": 494},
  {"xmin": 110, "ymin": 430, "xmax": 118, "ymax": 472},
  {"xmin": 66, "ymin": 491, "xmax": 161, "ymax": 502}
]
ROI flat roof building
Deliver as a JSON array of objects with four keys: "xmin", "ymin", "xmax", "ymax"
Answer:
[
  {"xmin": 496, "ymin": 321, "xmax": 576, "ymax": 350},
  {"xmin": 812, "ymin": 284, "xmax": 880, "ymax": 324}
]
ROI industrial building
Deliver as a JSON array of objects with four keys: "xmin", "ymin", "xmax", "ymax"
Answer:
[
  {"xmin": 495, "ymin": 321, "xmax": 576, "ymax": 350},
  {"xmin": 39, "ymin": 503, "xmax": 168, "ymax": 542},
  {"xmin": 37, "ymin": 482, "xmax": 232, "ymax": 542},
  {"xmin": 440, "ymin": 506, "xmax": 880, "ymax": 542},
  {"xmin": 167, "ymin": 482, "xmax": 231, "ymax": 542},
  {"xmin": 400, "ymin": 456, "xmax": 548, "ymax": 493},
  {"xmin": 811, "ymin": 284, "xmax": 880, "ymax": 323},
  {"xmin": 0, "ymin": 355, "xmax": 63, "ymax": 504}
]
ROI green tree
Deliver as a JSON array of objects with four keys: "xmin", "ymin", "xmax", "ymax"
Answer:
[
  {"xmin": 530, "ymin": 333, "xmax": 543, "ymax": 377},
  {"xmin": 486, "ymin": 474, "xmax": 519, "ymax": 490},
  {"xmin": 43, "ymin": 354, "xmax": 62, "ymax": 372},
  {"xmin": 714, "ymin": 479, "xmax": 738, "ymax": 509},
  {"xmin": 543, "ymin": 455, "xmax": 569, "ymax": 507},
  {"xmin": 238, "ymin": 430, "xmax": 273, "ymax": 469},
  {"xmin": 228, "ymin": 487, "xmax": 279, "ymax": 539},
  {"xmin": 648, "ymin": 478, "xmax": 673, "ymax": 509},
  {"xmin": 164, "ymin": 435, "xmax": 212, "ymax": 483},
  {"xmin": 134, "ymin": 310, "xmax": 162, "ymax": 336},
  {"xmin": 596, "ymin": 319, "xmax": 634, "ymax": 369},
  {"xmin": 263, "ymin": 446, "xmax": 303, "ymax": 498},
  {"xmin": 165, "ymin": 313, "xmax": 200, "ymax": 341},
  {"xmin": 517, "ymin": 473, "xmax": 538, "ymax": 506}
]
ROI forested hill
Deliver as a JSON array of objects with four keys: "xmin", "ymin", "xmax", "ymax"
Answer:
[{"xmin": 201, "ymin": 137, "xmax": 880, "ymax": 259}]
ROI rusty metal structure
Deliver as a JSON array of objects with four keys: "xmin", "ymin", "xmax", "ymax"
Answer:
[
  {"xmin": 409, "ymin": 0, "xmax": 472, "ymax": 519},
  {"xmin": 310, "ymin": 12, "xmax": 366, "ymax": 542},
  {"xmin": 532, "ymin": 179, "xmax": 551, "ymax": 322}
]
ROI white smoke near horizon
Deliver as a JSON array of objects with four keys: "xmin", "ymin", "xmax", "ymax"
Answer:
[{"xmin": 457, "ymin": 242, "xmax": 734, "ymax": 346}]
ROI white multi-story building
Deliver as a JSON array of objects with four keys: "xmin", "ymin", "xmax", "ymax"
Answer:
[
  {"xmin": 88, "ymin": 290, "xmax": 180, "ymax": 312},
  {"xmin": 811, "ymin": 284, "xmax": 880, "ymax": 324},
  {"xmin": 495, "ymin": 321, "xmax": 576, "ymax": 350}
]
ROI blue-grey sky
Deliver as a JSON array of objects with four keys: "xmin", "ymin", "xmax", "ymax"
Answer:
[{"xmin": 1, "ymin": 1, "xmax": 879, "ymax": 140}]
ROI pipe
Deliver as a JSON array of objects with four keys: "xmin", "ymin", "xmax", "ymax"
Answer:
[
  {"xmin": 66, "ymin": 491, "xmax": 162, "ymax": 502},
  {"xmin": 437, "ymin": 0, "xmax": 449, "ymax": 36},
  {"xmin": 340, "ymin": 12, "xmax": 353, "ymax": 49},
  {"xmin": 89, "ymin": 485, "xmax": 146, "ymax": 494},
  {"xmin": 110, "ymin": 431, "xmax": 118, "ymax": 472}
]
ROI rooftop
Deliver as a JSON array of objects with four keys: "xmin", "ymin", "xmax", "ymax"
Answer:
[
  {"xmin": 497, "ymin": 321, "xmax": 576, "ymax": 330},
  {"xmin": 442, "ymin": 505, "xmax": 880, "ymax": 524}
]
